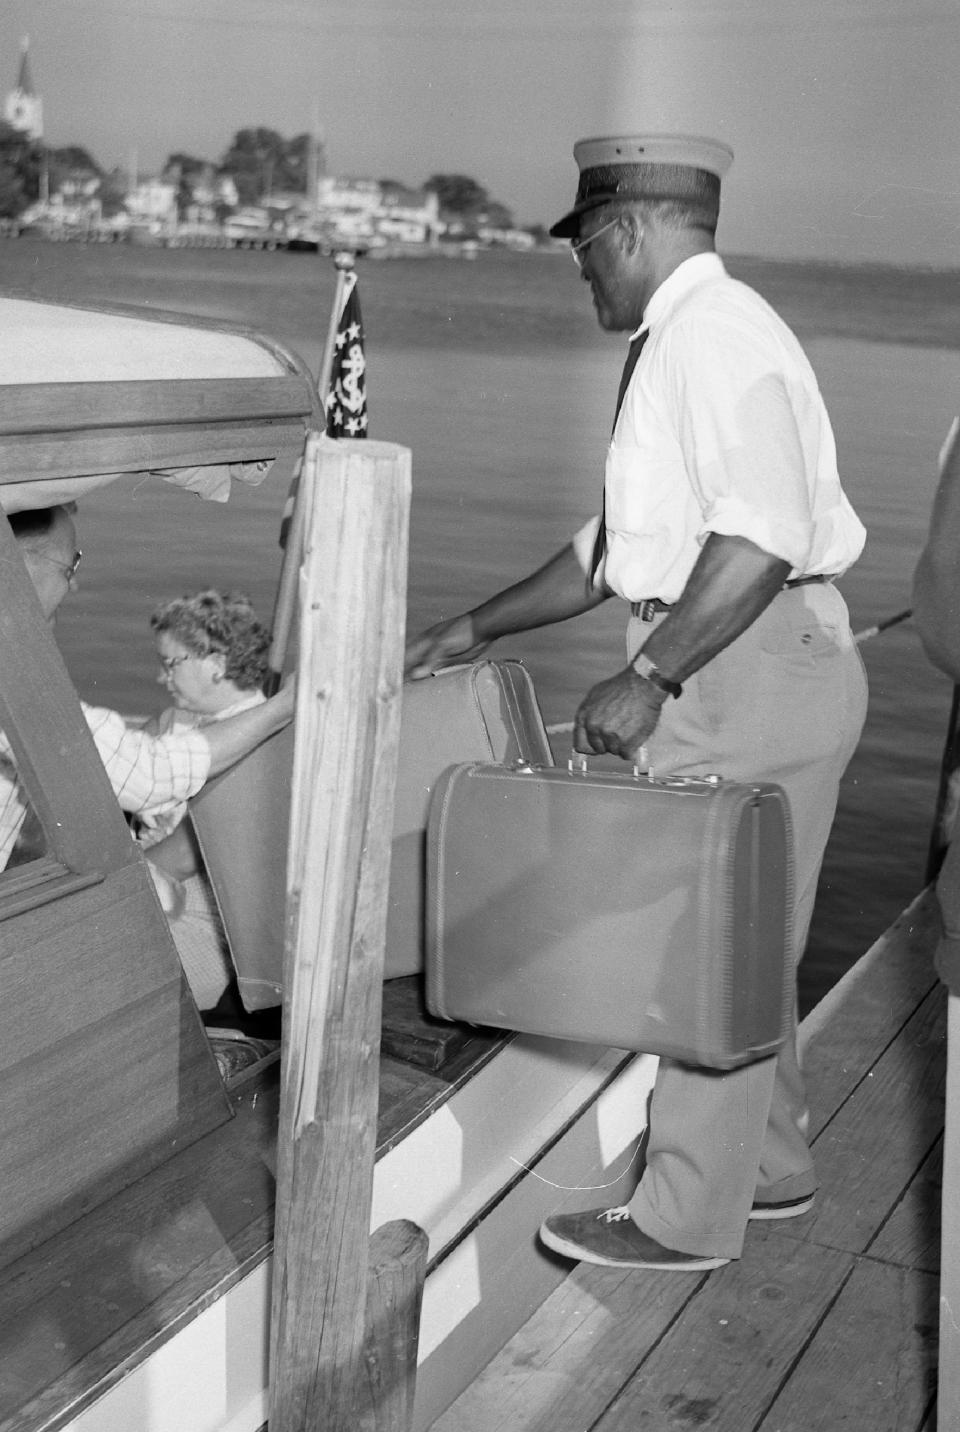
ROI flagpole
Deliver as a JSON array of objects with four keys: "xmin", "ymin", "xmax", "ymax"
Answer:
[{"xmin": 265, "ymin": 251, "xmax": 358, "ymax": 692}]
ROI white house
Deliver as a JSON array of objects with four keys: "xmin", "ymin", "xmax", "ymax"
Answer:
[{"xmin": 125, "ymin": 178, "xmax": 177, "ymax": 224}]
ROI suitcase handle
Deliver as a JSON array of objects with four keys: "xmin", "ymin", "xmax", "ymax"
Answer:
[
  {"xmin": 566, "ymin": 750, "xmax": 723, "ymax": 789},
  {"xmin": 568, "ymin": 748, "xmax": 651, "ymax": 780}
]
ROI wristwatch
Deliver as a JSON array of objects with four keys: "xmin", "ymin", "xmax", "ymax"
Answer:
[{"xmin": 631, "ymin": 650, "xmax": 682, "ymax": 699}]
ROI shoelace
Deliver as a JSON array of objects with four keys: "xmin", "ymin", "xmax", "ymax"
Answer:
[{"xmin": 597, "ymin": 1206, "xmax": 632, "ymax": 1223}]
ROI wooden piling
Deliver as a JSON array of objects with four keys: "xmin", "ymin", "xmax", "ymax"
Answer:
[
  {"xmin": 269, "ymin": 434, "xmax": 412, "ymax": 1432},
  {"xmin": 356, "ymin": 1220, "xmax": 429, "ymax": 1432}
]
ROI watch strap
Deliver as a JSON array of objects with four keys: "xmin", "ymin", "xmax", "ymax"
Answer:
[{"xmin": 631, "ymin": 652, "xmax": 682, "ymax": 699}]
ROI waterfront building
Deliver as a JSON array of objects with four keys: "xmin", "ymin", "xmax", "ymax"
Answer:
[
  {"xmin": 377, "ymin": 184, "xmax": 441, "ymax": 245},
  {"xmin": 125, "ymin": 178, "xmax": 177, "ymax": 225}
]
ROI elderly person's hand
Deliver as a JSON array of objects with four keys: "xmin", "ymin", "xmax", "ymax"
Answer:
[
  {"xmin": 404, "ymin": 613, "xmax": 490, "ymax": 679},
  {"xmin": 573, "ymin": 666, "xmax": 667, "ymax": 761}
]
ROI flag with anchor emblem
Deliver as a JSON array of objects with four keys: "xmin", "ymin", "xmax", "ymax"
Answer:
[{"xmin": 325, "ymin": 269, "xmax": 368, "ymax": 438}]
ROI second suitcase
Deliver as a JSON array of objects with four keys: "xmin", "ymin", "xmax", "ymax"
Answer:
[
  {"xmin": 189, "ymin": 658, "xmax": 553, "ymax": 1007},
  {"xmin": 385, "ymin": 659, "xmax": 553, "ymax": 977},
  {"xmin": 426, "ymin": 760, "xmax": 794, "ymax": 1068}
]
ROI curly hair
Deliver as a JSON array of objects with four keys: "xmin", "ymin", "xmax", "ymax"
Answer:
[{"xmin": 150, "ymin": 589, "xmax": 270, "ymax": 692}]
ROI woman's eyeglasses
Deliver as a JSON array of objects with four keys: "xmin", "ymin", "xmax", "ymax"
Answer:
[{"xmin": 158, "ymin": 653, "xmax": 192, "ymax": 675}]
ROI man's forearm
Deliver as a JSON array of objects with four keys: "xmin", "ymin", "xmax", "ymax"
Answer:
[
  {"xmin": 470, "ymin": 542, "xmax": 608, "ymax": 643},
  {"xmin": 639, "ymin": 533, "xmax": 791, "ymax": 683}
]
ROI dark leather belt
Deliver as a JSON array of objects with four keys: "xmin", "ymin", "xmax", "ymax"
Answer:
[
  {"xmin": 630, "ymin": 599, "xmax": 673, "ymax": 621},
  {"xmin": 630, "ymin": 575, "xmax": 832, "ymax": 623}
]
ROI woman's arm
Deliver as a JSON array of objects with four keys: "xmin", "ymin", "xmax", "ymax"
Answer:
[{"xmin": 201, "ymin": 682, "xmax": 295, "ymax": 775}]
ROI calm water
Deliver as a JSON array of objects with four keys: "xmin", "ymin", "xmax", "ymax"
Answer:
[{"xmin": 4, "ymin": 239, "xmax": 958, "ymax": 1013}]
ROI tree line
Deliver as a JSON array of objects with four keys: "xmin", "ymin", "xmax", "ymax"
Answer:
[{"xmin": 0, "ymin": 121, "xmax": 517, "ymax": 228}]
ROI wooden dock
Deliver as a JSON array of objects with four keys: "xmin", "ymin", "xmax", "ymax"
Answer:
[{"xmin": 430, "ymin": 888, "xmax": 945, "ymax": 1432}]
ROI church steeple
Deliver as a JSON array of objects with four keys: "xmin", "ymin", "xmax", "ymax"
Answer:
[
  {"xmin": 5, "ymin": 37, "xmax": 43, "ymax": 141},
  {"xmin": 16, "ymin": 38, "xmax": 34, "ymax": 96}
]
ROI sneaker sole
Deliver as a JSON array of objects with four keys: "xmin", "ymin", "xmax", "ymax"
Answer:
[
  {"xmin": 749, "ymin": 1194, "xmax": 815, "ymax": 1221},
  {"xmin": 538, "ymin": 1225, "xmax": 729, "ymax": 1271}
]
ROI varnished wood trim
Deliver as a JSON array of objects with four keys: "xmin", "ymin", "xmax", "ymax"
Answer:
[
  {"xmin": 0, "ymin": 419, "xmax": 305, "ymax": 480},
  {"xmin": 0, "ymin": 859, "xmax": 102, "ymax": 920},
  {"xmin": 0, "ymin": 378, "xmax": 315, "ymax": 434}
]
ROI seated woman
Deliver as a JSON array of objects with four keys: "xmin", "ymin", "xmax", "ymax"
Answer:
[
  {"xmin": 2, "ymin": 507, "xmax": 293, "ymax": 1011},
  {"xmin": 138, "ymin": 590, "xmax": 270, "ymax": 1012}
]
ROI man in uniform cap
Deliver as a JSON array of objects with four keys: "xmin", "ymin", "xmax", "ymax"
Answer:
[{"xmin": 405, "ymin": 135, "xmax": 868, "ymax": 1271}]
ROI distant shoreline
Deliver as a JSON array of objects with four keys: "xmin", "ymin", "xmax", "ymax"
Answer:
[
  {"xmin": 0, "ymin": 234, "xmax": 955, "ymax": 354},
  {"xmin": 726, "ymin": 253, "xmax": 960, "ymax": 351},
  {"xmin": 730, "ymin": 252, "xmax": 960, "ymax": 277}
]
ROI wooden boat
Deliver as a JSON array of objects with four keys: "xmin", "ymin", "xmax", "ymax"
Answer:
[{"xmin": 0, "ymin": 295, "xmax": 662, "ymax": 1432}]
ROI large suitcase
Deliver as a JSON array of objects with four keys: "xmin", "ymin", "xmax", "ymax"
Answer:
[
  {"xmin": 189, "ymin": 659, "xmax": 552, "ymax": 1008},
  {"xmin": 426, "ymin": 759, "xmax": 793, "ymax": 1068}
]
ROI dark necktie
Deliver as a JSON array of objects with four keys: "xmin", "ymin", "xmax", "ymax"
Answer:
[{"xmin": 587, "ymin": 328, "xmax": 649, "ymax": 588}]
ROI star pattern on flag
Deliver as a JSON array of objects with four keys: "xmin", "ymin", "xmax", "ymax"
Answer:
[{"xmin": 326, "ymin": 270, "xmax": 369, "ymax": 439}]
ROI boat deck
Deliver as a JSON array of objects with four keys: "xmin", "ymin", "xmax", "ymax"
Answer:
[
  {"xmin": 0, "ymin": 979, "xmax": 505, "ymax": 1432},
  {"xmin": 430, "ymin": 888, "xmax": 945, "ymax": 1432}
]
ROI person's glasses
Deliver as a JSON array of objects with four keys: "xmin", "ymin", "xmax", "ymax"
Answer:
[
  {"xmin": 32, "ymin": 548, "xmax": 82, "ymax": 582},
  {"xmin": 570, "ymin": 216, "xmax": 620, "ymax": 269},
  {"xmin": 158, "ymin": 652, "xmax": 192, "ymax": 675}
]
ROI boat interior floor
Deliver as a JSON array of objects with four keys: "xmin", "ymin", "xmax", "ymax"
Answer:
[{"xmin": 0, "ymin": 975, "xmax": 506, "ymax": 1432}]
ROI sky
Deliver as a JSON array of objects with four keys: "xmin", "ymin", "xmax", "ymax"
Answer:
[{"xmin": 1, "ymin": 0, "xmax": 958, "ymax": 266}]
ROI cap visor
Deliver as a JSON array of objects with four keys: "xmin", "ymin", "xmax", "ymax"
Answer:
[{"xmin": 548, "ymin": 196, "xmax": 610, "ymax": 239}]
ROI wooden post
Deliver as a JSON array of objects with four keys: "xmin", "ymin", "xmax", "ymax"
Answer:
[
  {"xmin": 356, "ymin": 1220, "xmax": 429, "ymax": 1432},
  {"xmin": 269, "ymin": 434, "xmax": 412, "ymax": 1432}
]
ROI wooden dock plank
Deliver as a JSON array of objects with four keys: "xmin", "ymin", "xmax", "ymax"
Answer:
[
  {"xmin": 869, "ymin": 1138, "xmax": 942, "ymax": 1274},
  {"xmin": 798, "ymin": 984, "xmax": 945, "ymax": 1255},
  {"xmin": 756, "ymin": 1258, "xmax": 938, "ymax": 1432},
  {"xmin": 429, "ymin": 1261, "xmax": 705, "ymax": 1432},
  {"xmin": 590, "ymin": 1230, "xmax": 854, "ymax": 1432},
  {"xmin": 800, "ymin": 889, "xmax": 940, "ymax": 1142}
]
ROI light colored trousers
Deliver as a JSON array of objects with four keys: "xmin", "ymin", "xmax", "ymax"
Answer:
[{"xmin": 625, "ymin": 582, "xmax": 869, "ymax": 1258}]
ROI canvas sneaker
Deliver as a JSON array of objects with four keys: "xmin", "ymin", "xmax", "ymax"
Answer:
[
  {"xmin": 749, "ymin": 1192, "xmax": 816, "ymax": 1221},
  {"xmin": 539, "ymin": 1205, "xmax": 730, "ymax": 1271}
]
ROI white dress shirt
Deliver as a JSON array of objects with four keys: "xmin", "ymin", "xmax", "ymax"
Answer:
[{"xmin": 572, "ymin": 252, "xmax": 866, "ymax": 601}]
